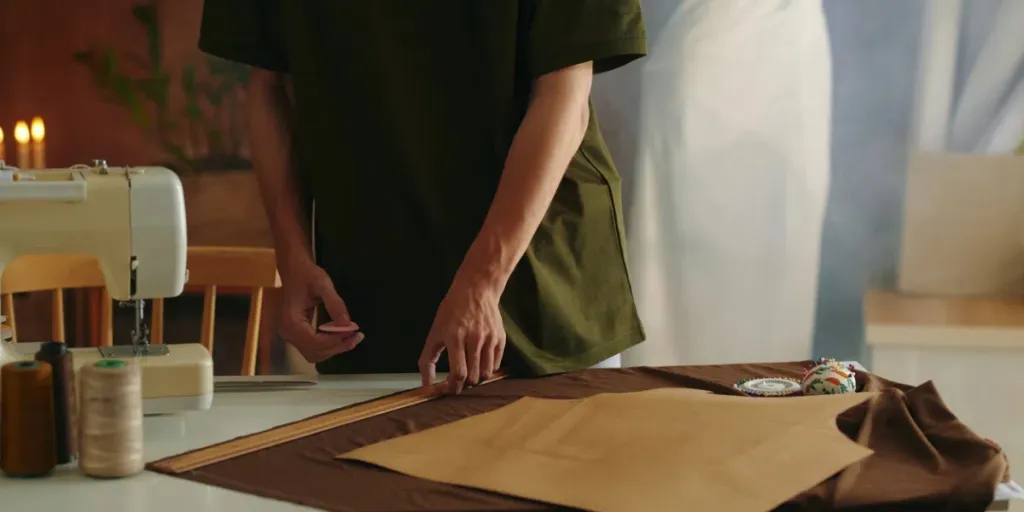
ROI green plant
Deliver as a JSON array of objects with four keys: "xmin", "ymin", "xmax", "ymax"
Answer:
[{"xmin": 73, "ymin": 0, "xmax": 250, "ymax": 174}]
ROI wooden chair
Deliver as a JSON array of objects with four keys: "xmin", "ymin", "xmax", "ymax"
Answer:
[
  {"xmin": 0, "ymin": 246, "xmax": 281, "ymax": 376},
  {"xmin": 1, "ymin": 254, "xmax": 108, "ymax": 344},
  {"xmin": 162, "ymin": 246, "xmax": 281, "ymax": 376}
]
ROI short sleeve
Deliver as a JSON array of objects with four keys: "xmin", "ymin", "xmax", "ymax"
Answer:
[
  {"xmin": 198, "ymin": 0, "xmax": 288, "ymax": 72},
  {"xmin": 524, "ymin": 0, "xmax": 647, "ymax": 78}
]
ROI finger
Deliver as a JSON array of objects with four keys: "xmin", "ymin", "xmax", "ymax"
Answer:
[
  {"xmin": 296, "ymin": 336, "xmax": 349, "ymax": 363},
  {"xmin": 466, "ymin": 336, "xmax": 483, "ymax": 386},
  {"xmin": 285, "ymin": 313, "xmax": 336, "ymax": 342},
  {"xmin": 317, "ymin": 331, "xmax": 365, "ymax": 356},
  {"xmin": 280, "ymin": 321, "xmax": 321, "ymax": 359},
  {"xmin": 479, "ymin": 337, "xmax": 495, "ymax": 380},
  {"xmin": 447, "ymin": 338, "xmax": 468, "ymax": 395},
  {"xmin": 285, "ymin": 315, "xmax": 363, "ymax": 359},
  {"xmin": 493, "ymin": 337, "xmax": 505, "ymax": 375},
  {"xmin": 418, "ymin": 337, "xmax": 445, "ymax": 388},
  {"xmin": 340, "ymin": 331, "xmax": 365, "ymax": 349},
  {"xmin": 308, "ymin": 332, "xmax": 365, "ymax": 362},
  {"xmin": 287, "ymin": 301, "xmax": 316, "ymax": 328},
  {"xmin": 312, "ymin": 278, "xmax": 351, "ymax": 324}
]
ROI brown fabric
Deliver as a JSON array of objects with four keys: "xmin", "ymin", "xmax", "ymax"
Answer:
[{"xmin": 149, "ymin": 362, "xmax": 1010, "ymax": 511}]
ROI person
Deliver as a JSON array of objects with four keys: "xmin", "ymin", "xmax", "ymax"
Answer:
[{"xmin": 198, "ymin": 1, "xmax": 648, "ymax": 393}]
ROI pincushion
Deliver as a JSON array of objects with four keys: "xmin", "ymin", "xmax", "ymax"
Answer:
[{"xmin": 802, "ymin": 359, "xmax": 857, "ymax": 395}]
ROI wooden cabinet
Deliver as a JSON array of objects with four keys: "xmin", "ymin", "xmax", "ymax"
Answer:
[{"xmin": 865, "ymin": 290, "xmax": 1024, "ymax": 483}]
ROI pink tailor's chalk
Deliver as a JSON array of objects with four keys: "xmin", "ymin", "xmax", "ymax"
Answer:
[{"xmin": 318, "ymin": 322, "xmax": 360, "ymax": 334}]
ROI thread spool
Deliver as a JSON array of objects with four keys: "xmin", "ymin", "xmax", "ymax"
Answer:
[
  {"xmin": 0, "ymin": 316, "xmax": 13, "ymax": 369},
  {"xmin": 0, "ymin": 361, "xmax": 57, "ymax": 477},
  {"xmin": 79, "ymin": 359, "xmax": 144, "ymax": 478},
  {"xmin": 35, "ymin": 342, "xmax": 77, "ymax": 464}
]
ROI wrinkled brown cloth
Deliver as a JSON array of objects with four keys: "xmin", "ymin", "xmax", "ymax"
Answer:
[{"xmin": 149, "ymin": 362, "xmax": 1010, "ymax": 511}]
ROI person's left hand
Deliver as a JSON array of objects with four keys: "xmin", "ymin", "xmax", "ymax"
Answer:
[{"xmin": 419, "ymin": 277, "xmax": 506, "ymax": 395}]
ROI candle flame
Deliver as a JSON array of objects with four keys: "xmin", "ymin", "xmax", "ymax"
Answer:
[
  {"xmin": 0, "ymin": 126, "xmax": 4, "ymax": 143},
  {"xmin": 14, "ymin": 121, "xmax": 30, "ymax": 144},
  {"xmin": 30, "ymin": 117, "xmax": 45, "ymax": 142}
]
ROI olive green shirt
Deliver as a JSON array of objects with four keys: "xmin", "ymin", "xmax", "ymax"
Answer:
[{"xmin": 199, "ymin": 1, "xmax": 647, "ymax": 376}]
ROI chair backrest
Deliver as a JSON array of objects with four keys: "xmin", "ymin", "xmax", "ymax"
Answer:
[
  {"xmin": 0, "ymin": 246, "xmax": 281, "ymax": 376},
  {"xmin": 162, "ymin": 246, "xmax": 280, "ymax": 376},
  {"xmin": 1, "ymin": 253, "xmax": 107, "ymax": 344}
]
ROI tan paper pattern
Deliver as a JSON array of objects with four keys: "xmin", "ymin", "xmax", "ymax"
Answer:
[{"xmin": 339, "ymin": 389, "xmax": 875, "ymax": 512}]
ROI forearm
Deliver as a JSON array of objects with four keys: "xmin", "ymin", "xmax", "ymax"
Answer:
[
  {"xmin": 458, "ymin": 62, "xmax": 594, "ymax": 291},
  {"xmin": 246, "ymin": 70, "xmax": 313, "ymax": 275}
]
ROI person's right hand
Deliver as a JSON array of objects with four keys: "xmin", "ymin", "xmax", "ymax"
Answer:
[{"xmin": 278, "ymin": 261, "xmax": 364, "ymax": 363}]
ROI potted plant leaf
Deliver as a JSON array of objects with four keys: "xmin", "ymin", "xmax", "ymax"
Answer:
[{"xmin": 72, "ymin": 0, "xmax": 271, "ymax": 247}]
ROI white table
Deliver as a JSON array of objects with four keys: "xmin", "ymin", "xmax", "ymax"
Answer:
[
  {"xmin": 1, "ymin": 374, "xmax": 426, "ymax": 512},
  {"xmin": 2, "ymin": 370, "xmax": 1020, "ymax": 511}
]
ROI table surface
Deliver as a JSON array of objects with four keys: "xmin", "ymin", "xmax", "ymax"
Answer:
[
  {"xmin": 2, "ymin": 367, "xmax": 1019, "ymax": 512},
  {"xmin": 1, "ymin": 374, "xmax": 426, "ymax": 512},
  {"xmin": 864, "ymin": 290, "xmax": 1024, "ymax": 328}
]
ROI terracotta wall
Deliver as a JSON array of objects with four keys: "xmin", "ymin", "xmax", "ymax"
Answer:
[
  {"xmin": 0, "ymin": 1, "xmax": 276, "ymax": 364},
  {"xmin": 0, "ymin": 0, "xmax": 203, "ymax": 168},
  {"xmin": 0, "ymin": 0, "xmax": 271, "ymax": 246}
]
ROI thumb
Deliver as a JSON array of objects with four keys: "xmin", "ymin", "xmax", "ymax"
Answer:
[{"xmin": 312, "ymin": 274, "xmax": 351, "ymax": 324}]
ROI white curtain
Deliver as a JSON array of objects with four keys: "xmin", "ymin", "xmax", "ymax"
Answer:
[
  {"xmin": 914, "ymin": 0, "xmax": 1024, "ymax": 154},
  {"xmin": 600, "ymin": 0, "xmax": 833, "ymax": 367},
  {"xmin": 593, "ymin": 0, "xmax": 1024, "ymax": 368}
]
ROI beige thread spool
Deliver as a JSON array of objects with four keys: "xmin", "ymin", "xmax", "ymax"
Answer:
[{"xmin": 79, "ymin": 359, "xmax": 144, "ymax": 478}]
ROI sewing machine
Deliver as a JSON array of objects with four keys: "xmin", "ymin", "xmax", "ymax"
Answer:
[{"xmin": 0, "ymin": 160, "xmax": 214, "ymax": 414}]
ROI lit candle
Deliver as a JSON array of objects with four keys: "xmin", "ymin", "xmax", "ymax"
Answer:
[
  {"xmin": 0, "ymin": 126, "xmax": 5, "ymax": 163},
  {"xmin": 13, "ymin": 121, "xmax": 29, "ymax": 169},
  {"xmin": 30, "ymin": 117, "xmax": 45, "ymax": 168}
]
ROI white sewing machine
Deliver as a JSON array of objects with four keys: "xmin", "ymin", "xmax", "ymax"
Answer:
[{"xmin": 0, "ymin": 160, "xmax": 213, "ymax": 414}]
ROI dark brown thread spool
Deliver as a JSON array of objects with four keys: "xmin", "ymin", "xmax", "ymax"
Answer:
[
  {"xmin": 35, "ymin": 342, "xmax": 77, "ymax": 464},
  {"xmin": 0, "ymin": 360, "xmax": 57, "ymax": 477}
]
